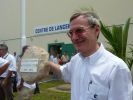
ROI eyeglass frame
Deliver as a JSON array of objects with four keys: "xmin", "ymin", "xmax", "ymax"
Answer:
[{"xmin": 67, "ymin": 26, "xmax": 94, "ymax": 38}]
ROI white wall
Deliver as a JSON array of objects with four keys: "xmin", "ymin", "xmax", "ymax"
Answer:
[{"xmin": 0, "ymin": 0, "xmax": 133, "ymax": 54}]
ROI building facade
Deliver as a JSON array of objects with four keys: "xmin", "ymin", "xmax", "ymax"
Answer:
[{"xmin": 0, "ymin": 0, "xmax": 133, "ymax": 58}]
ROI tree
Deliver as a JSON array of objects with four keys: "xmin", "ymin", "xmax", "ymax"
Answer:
[{"xmin": 100, "ymin": 18, "xmax": 133, "ymax": 70}]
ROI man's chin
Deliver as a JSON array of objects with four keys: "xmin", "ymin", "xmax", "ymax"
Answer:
[
  {"xmin": 76, "ymin": 48, "xmax": 83, "ymax": 53},
  {"xmin": 76, "ymin": 44, "xmax": 83, "ymax": 49}
]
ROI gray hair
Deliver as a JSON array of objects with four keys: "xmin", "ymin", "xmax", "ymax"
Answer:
[
  {"xmin": 0, "ymin": 44, "xmax": 8, "ymax": 51},
  {"xmin": 70, "ymin": 11, "xmax": 100, "ymax": 27}
]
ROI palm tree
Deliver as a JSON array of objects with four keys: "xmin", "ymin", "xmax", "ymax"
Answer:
[{"xmin": 100, "ymin": 18, "xmax": 133, "ymax": 69}]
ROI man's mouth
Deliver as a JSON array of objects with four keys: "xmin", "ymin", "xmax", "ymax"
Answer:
[{"xmin": 74, "ymin": 39, "xmax": 85, "ymax": 45}]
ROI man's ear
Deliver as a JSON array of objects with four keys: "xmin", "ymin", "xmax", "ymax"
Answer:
[
  {"xmin": 95, "ymin": 25, "xmax": 100, "ymax": 32},
  {"xmin": 95, "ymin": 25, "xmax": 100, "ymax": 39}
]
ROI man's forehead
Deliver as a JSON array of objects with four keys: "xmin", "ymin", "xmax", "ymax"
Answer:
[
  {"xmin": 0, "ymin": 46, "xmax": 5, "ymax": 50},
  {"xmin": 69, "ymin": 25, "xmax": 88, "ymax": 30},
  {"xmin": 0, "ymin": 47, "xmax": 3, "ymax": 49},
  {"xmin": 70, "ymin": 18, "xmax": 88, "ymax": 29}
]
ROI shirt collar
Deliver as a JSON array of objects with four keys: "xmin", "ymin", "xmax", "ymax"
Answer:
[
  {"xmin": 3, "ymin": 53, "xmax": 9, "ymax": 59},
  {"xmin": 79, "ymin": 43, "xmax": 105, "ymax": 64}
]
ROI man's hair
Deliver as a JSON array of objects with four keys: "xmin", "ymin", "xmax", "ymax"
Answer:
[
  {"xmin": 0, "ymin": 44, "xmax": 8, "ymax": 51},
  {"xmin": 70, "ymin": 10, "xmax": 100, "ymax": 28}
]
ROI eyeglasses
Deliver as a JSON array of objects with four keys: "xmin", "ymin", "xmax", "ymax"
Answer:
[{"xmin": 67, "ymin": 26, "xmax": 91, "ymax": 38}]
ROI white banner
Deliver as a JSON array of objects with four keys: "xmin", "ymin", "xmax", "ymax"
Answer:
[{"xmin": 33, "ymin": 23, "xmax": 70, "ymax": 35}]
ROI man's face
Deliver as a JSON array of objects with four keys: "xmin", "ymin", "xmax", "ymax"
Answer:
[
  {"xmin": 0, "ymin": 49, "xmax": 4, "ymax": 57},
  {"xmin": 0, "ymin": 48, "xmax": 6, "ymax": 57},
  {"xmin": 68, "ymin": 15, "xmax": 100, "ymax": 56}
]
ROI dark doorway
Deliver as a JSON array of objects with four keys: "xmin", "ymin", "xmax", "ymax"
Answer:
[
  {"xmin": 48, "ymin": 43, "xmax": 76, "ymax": 59},
  {"xmin": 48, "ymin": 43, "xmax": 64, "ymax": 56}
]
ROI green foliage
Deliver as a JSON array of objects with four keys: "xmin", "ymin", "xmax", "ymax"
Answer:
[
  {"xmin": 14, "ymin": 80, "xmax": 70, "ymax": 100},
  {"xmin": 100, "ymin": 18, "xmax": 133, "ymax": 69},
  {"xmin": 126, "ymin": 44, "xmax": 133, "ymax": 69}
]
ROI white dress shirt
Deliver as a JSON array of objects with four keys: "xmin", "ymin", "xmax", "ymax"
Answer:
[
  {"xmin": 0, "ymin": 53, "xmax": 17, "ymax": 77},
  {"xmin": 0, "ymin": 57, "xmax": 8, "ymax": 67},
  {"xmin": 60, "ymin": 43, "xmax": 132, "ymax": 100}
]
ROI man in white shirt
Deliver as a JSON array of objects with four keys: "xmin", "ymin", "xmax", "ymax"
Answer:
[
  {"xmin": 0, "ymin": 44, "xmax": 17, "ymax": 100},
  {"xmin": 31, "ymin": 10, "xmax": 133, "ymax": 100},
  {"xmin": 0, "ymin": 57, "xmax": 10, "ymax": 99}
]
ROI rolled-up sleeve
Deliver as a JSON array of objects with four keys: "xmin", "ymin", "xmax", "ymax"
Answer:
[{"xmin": 60, "ymin": 62, "xmax": 71, "ymax": 83}]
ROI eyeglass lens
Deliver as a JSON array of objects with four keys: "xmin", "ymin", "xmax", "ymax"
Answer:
[{"xmin": 68, "ymin": 27, "xmax": 85, "ymax": 37}]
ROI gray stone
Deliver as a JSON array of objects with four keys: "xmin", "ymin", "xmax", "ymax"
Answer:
[{"xmin": 18, "ymin": 46, "xmax": 49, "ymax": 83}]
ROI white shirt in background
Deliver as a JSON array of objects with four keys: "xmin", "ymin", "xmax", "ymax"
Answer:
[
  {"xmin": 0, "ymin": 53, "xmax": 17, "ymax": 77},
  {"xmin": 0, "ymin": 57, "xmax": 8, "ymax": 67}
]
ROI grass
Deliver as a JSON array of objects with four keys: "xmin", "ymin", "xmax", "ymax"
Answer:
[{"xmin": 14, "ymin": 80, "xmax": 70, "ymax": 100}]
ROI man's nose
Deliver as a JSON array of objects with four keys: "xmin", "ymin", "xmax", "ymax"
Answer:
[{"xmin": 71, "ymin": 32, "xmax": 79, "ymax": 40}]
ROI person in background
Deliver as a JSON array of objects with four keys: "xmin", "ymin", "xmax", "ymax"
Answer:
[
  {"xmin": 61, "ymin": 51, "xmax": 69, "ymax": 64},
  {"xmin": 0, "ymin": 57, "xmax": 10, "ymax": 100},
  {"xmin": 0, "ymin": 44, "xmax": 17, "ymax": 100},
  {"xmin": 32, "ymin": 10, "xmax": 132, "ymax": 100},
  {"xmin": 33, "ymin": 82, "xmax": 40, "ymax": 94},
  {"xmin": 48, "ymin": 47, "xmax": 59, "ymax": 79},
  {"xmin": 12, "ymin": 52, "xmax": 19, "ymax": 92},
  {"xmin": 49, "ymin": 47, "xmax": 55, "ymax": 62},
  {"xmin": 52, "ymin": 52, "xmax": 58, "ymax": 64},
  {"xmin": 57, "ymin": 54, "xmax": 63, "ymax": 65},
  {"xmin": 13, "ymin": 52, "xmax": 18, "ymax": 60}
]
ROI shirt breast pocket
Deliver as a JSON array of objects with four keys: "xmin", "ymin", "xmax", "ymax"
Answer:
[{"xmin": 86, "ymin": 82, "xmax": 109, "ymax": 100}]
